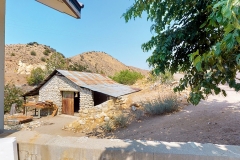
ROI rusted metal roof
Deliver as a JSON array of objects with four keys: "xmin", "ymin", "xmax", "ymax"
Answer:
[
  {"xmin": 57, "ymin": 70, "xmax": 140, "ymax": 97},
  {"xmin": 23, "ymin": 70, "xmax": 141, "ymax": 97}
]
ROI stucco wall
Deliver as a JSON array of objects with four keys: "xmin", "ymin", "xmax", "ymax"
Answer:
[{"xmin": 39, "ymin": 75, "xmax": 94, "ymax": 114}]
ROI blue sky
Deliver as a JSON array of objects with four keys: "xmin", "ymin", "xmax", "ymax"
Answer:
[{"xmin": 6, "ymin": 0, "xmax": 153, "ymax": 70}]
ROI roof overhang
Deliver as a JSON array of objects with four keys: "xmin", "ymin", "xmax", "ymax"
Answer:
[{"xmin": 36, "ymin": 0, "xmax": 84, "ymax": 19}]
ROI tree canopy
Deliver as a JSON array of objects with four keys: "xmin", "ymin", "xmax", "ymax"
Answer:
[
  {"xmin": 46, "ymin": 52, "xmax": 67, "ymax": 75},
  {"xmin": 124, "ymin": 0, "xmax": 240, "ymax": 105},
  {"xmin": 27, "ymin": 67, "xmax": 45, "ymax": 86}
]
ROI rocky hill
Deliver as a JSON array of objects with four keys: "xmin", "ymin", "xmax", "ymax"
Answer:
[
  {"xmin": 5, "ymin": 43, "xmax": 149, "ymax": 86},
  {"xmin": 70, "ymin": 51, "xmax": 148, "ymax": 76}
]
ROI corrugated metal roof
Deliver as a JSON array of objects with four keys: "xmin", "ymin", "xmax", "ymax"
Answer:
[
  {"xmin": 57, "ymin": 70, "xmax": 140, "ymax": 97},
  {"xmin": 23, "ymin": 70, "xmax": 141, "ymax": 97}
]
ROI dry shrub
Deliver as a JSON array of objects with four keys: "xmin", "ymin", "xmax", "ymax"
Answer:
[
  {"xmin": 143, "ymin": 93, "xmax": 179, "ymax": 115},
  {"xmin": 134, "ymin": 109, "xmax": 144, "ymax": 120},
  {"xmin": 101, "ymin": 121, "xmax": 114, "ymax": 133},
  {"xmin": 113, "ymin": 114, "xmax": 129, "ymax": 128}
]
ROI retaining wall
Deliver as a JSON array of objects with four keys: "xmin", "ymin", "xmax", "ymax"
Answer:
[{"xmin": 5, "ymin": 131, "xmax": 240, "ymax": 160}]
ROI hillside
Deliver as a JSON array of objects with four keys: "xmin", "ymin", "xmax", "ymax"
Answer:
[
  {"xmin": 70, "ymin": 51, "xmax": 148, "ymax": 76},
  {"xmin": 4, "ymin": 43, "xmax": 149, "ymax": 86}
]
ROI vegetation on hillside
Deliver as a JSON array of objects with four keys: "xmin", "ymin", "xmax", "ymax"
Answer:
[
  {"xmin": 110, "ymin": 70, "xmax": 144, "ymax": 85},
  {"xmin": 124, "ymin": 0, "xmax": 240, "ymax": 105},
  {"xmin": 4, "ymin": 83, "xmax": 24, "ymax": 113},
  {"xmin": 68, "ymin": 62, "xmax": 92, "ymax": 72},
  {"xmin": 45, "ymin": 52, "xmax": 67, "ymax": 75},
  {"xmin": 27, "ymin": 67, "xmax": 45, "ymax": 86}
]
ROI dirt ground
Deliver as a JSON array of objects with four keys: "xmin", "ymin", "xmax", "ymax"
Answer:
[{"xmin": 106, "ymin": 84, "xmax": 240, "ymax": 145}]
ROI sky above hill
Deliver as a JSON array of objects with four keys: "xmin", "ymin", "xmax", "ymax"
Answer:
[{"xmin": 5, "ymin": 0, "xmax": 154, "ymax": 70}]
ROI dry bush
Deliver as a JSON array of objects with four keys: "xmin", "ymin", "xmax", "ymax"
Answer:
[
  {"xmin": 113, "ymin": 114, "xmax": 129, "ymax": 128},
  {"xmin": 101, "ymin": 121, "xmax": 114, "ymax": 133},
  {"xmin": 134, "ymin": 109, "xmax": 144, "ymax": 120},
  {"xmin": 143, "ymin": 93, "xmax": 179, "ymax": 115}
]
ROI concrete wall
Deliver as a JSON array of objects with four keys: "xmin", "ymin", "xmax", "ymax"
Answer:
[
  {"xmin": 39, "ymin": 75, "xmax": 94, "ymax": 114},
  {"xmin": 6, "ymin": 131, "xmax": 240, "ymax": 160},
  {"xmin": 0, "ymin": 0, "xmax": 5, "ymax": 133}
]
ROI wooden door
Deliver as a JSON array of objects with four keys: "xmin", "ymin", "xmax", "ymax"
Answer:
[{"xmin": 62, "ymin": 91, "xmax": 74, "ymax": 115}]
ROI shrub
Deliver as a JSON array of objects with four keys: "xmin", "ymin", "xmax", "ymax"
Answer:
[
  {"xmin": 143, "ymin": 94, "xmax": 178, "ymax": 115},
  {"xmin": 46, "ymin": 52, "xmax": 66, "ymax": 75},
  {"xmin": 27, "ymin": 67, "xmax": 45, "ymax": 86},
  {"xmin": 111, "ymin": 70, "xmax": 144, "ymax": 85},
  {"xmin": 11, "ymin": 53, "xmax": 15, "ymax": 56},
  {"xmin": 41, "ymin": 57, "xmax": 46, "ymax": 62},
  {"xmin": 68, "ymin": 62, "xmax": 91, "ymax": 72},
  {"xmin": 43, "ymin": 49, "xmax": 51, "ymax": 56},
  {"xmin": 113, "ymin": 114, "xmax": 129, "ymax": 128},
  {"xmin": 134, "ymin": 109, "xmax": 144, "ymax": 120},
  {"xmin": 159, "ymin": 70, "xmax": 173, "ymax": 84},
  {"xmin": 101, "ymin": 121, "xmax": 114, "ymax": 132},
  {"xmin": 4, "ymin": 83, "xmax": 24, "ymax": 113},
  {"xmin": 30, "ymin": 51, "xmax": 36, "ymax": 56},
  {"xmin": 27, "ymin": 42, "xmax": 38, "ymax": 46}
]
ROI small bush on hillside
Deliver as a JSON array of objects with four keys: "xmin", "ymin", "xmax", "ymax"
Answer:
[
  {"xmin": 27, "ymin": 67, "xmax": 45, "ymax": 86},
  {"xmin": 113, "ymin": 114, "xmax": 129, "ymax": 128},
  {"xmin": 148, "ymin": 70, "xmax": 173, "ymax": 84},
  {"xmin": 43, "ymin": 49, "xmax": 51, "ymax": 56},
  {"xmin": 41, "ymin": 57, "xmax": 46, "ymax": 62},
  {"xmin": 30, "ymin": 51, "xmax": 36, "ymax": 56},
  {"xmin": 27, "ymin": 42, "xmax": 38, "ymax": 46},
  {"xmin": 68, "ymin": 62, "xmax": 91, "ymax": 72},
  {"xmin": 159, "ymin": 70, "xmax": 173, "ymax": 84},
  {"xmin": 143, "ymin": 94, "xmax": 178, "ymax": 115},
  {"xmin": 4, "ymin": 83, "xmax": 24, "ymax": 113},
  {"xmin": 101, "ymin": 121, "xmax": 114, "ymax": 133},
  {"xmin": 111, "ymin": 70, "xmax": 144, "ymax": 85},
  {"xmin": 11, "ymin": 53, "xmax": 15, "ymax": 56},
  {"xmin": 134, "ymin": 109, "xmax": 144, "ymax": 120}
]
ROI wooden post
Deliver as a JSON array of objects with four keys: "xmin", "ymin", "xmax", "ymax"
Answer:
[{"xmin": 0, "ymin": 0, "xmax": 6, "ymax": 133}]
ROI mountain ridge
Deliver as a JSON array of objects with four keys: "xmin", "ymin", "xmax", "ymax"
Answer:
[{"xmin": 5, "ymin": 43, "xmax": 149, "ymax": 86}]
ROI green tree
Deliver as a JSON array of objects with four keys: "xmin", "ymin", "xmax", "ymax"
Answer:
[
  {"xmin": 4, "ymin": 83, "xmax": 24, "ymax": 113},
  {"xmin": 27, "ymin": 67, "xmax": 45, "ymax": 86},
  {"xmin": 46, "ymin": 52, "xmax": 67, "ymax": 75},
  {"xmin": 124, "ymin": 0, "xmax": 240, "ymax": 105},
  {"xmin": 111, "ymin": 70, "xmax": 144, "ymax": 85}
]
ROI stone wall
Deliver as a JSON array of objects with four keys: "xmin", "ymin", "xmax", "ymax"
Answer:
[
  {"xmin": 65, "ymin": 96, "xmax": 128, "ymax": 132},
  {"xmin": 39, "ymin": 75, "xmax": 94, "ymax": 114},
  {"xmin": 79, "ymin": 98, "xmax": 119, "ymax": 120},
  {"xmin": 80, "ymin": 88, "xmax": 94, "ymax": 109}
]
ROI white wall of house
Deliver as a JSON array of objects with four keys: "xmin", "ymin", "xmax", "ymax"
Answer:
[
  {"xmin": 39, "ymin": 75, "xmax": 94, "ymax": 114},
  {"xmin": 0, "ymin": 0, "xmax": 5, "ymax": 133}
]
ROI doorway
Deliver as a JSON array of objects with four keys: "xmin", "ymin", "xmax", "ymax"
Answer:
[
  {"xmin": 74, "ymin": 92, "xmax": 79, "ymax": 112},
  {"xmin": 62, "ymin": 91, "xmax": 74, "ymax": 115},
  {"xmin": 93, "ymin": 91, "xmax": 108, "ymax": 106}
]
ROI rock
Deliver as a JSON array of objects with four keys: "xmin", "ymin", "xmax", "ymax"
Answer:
[
  {"xmin": 131, "ymin": 106, "xmax": 136, "ymax": 111},
  {"xmin": 104, "ymin": 116, "xmax": 110, "ymax": 122},
  {"xmin": 94, "ymin": 114, "xmax": 101, "ymax": 119},
  {"xmin": 100, "ymin": 112, "xmax": 107, "ymax": 117},
  {"xmin": 78, "ymin": 120, "xmax": 86, "ymax": 125},
  {"xmin": 82, "ymin": 109, "xmax": 88, "ymax": 114}
]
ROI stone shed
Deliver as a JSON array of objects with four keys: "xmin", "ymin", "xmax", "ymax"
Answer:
[{"xmin": 23, "ymin": 70, "xmax": 140, "ymax": 116}]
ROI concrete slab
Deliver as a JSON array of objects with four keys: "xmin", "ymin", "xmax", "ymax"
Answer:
[
  {"xmin": 0, "ymin": 137, "xmax": 18, "ymax": 160},
  {"xmin": 1, "ymin": 131, "xmax": 240, "ymax": 160}
]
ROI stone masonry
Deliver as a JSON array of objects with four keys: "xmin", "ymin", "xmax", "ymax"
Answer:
[{"xmin": 39, "ymin": 75, "xmax": 94, "ymax": 114}]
